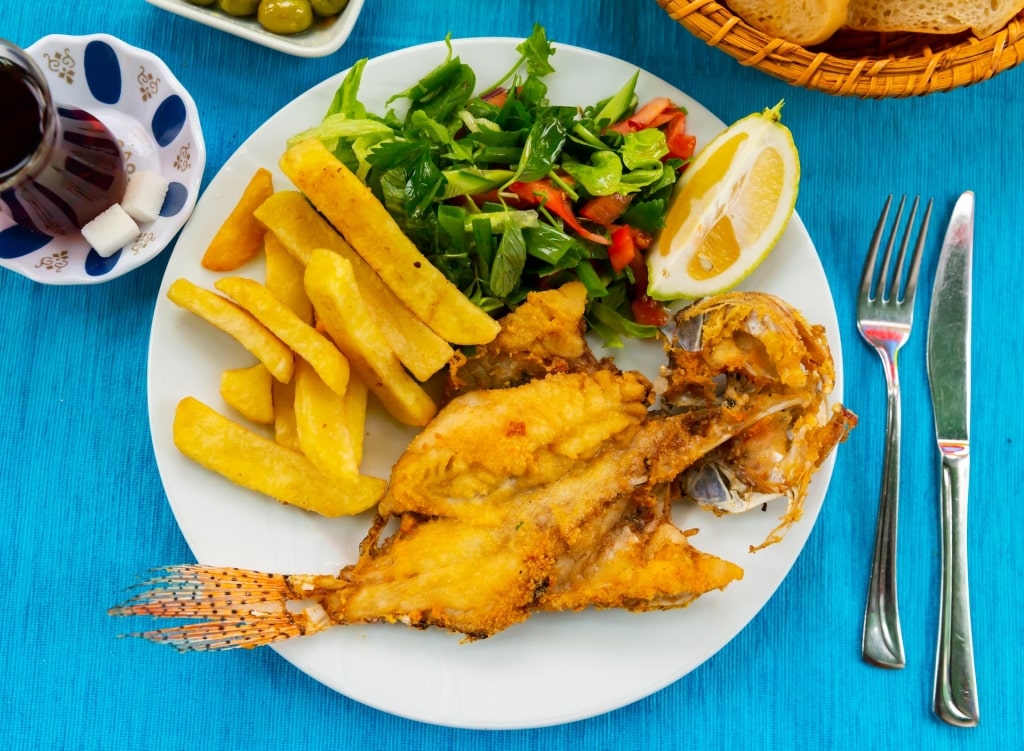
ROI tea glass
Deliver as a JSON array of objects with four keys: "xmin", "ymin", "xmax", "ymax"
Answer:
[{"xmin": 0, "ymin": 38, "xmax": 127, "ymax": 237}]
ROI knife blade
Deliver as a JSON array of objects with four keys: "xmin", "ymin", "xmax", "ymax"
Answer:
[{"xmin": 926, "ymin": 190, "xmax": 978, "ymax": 727}]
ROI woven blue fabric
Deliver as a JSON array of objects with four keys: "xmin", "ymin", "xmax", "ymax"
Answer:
[{"xmin": 2, "ymin": 1, "xmax": 1022, "ymax": 748}]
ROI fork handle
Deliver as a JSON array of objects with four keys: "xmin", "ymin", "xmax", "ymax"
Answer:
[
  {"xmin": 862, "ymin": 351, "xmax": 906, "ymax": 669},
  {"xmin": 933, "ymin": 447, "xmax": 979, "ymax": 726}
]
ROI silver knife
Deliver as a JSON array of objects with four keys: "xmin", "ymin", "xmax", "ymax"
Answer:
[{"xmin": 926, "ymin": 190, "xmax": 979, "ymax": 727}]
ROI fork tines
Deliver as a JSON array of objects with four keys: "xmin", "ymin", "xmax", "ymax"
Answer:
[{"xmin": 860, "ymin": 195, "xmax": 934, "ymax": 307}]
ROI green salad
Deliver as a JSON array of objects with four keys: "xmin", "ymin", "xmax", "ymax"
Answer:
[{"xmin": 288, "ymin": 24, "xmax": 697, "ymax": 345}]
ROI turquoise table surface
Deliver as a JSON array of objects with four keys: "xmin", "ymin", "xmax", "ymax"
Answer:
[{"xmin": 2, "ymin": 1, "xmax": 1022, "ymax": 749}]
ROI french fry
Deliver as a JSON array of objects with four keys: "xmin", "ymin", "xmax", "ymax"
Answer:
[
  {"xmin": 293, "ymin": 358, "xmax": 359, "ymax": 479},
  {"xmin": 264, "ymin": 232, "xmax": 312, "ymax": 325},
  {"xmin": 167, "ymin": 278, "xmax": 294, "ymax": 383},
  {"xmin": 214, "ymin": 276, "xmax": 350, "ymax": 397},
  {"xmin": 252, "ymin": 190, "xmax": 332, "ymax": 267},
  {"xmin": 221, "ymin": 363, "xmax": 274, "ymax": 424},
  {"xmin": 342, "ymin": 373, "xmax": 368, "ymax": 467},
  {"xmin": 201, "ymin": 167, "xmax": 274, "ymax": 271},
  {"xmin": 272, "ymin": 378, "xmax": 300, "ymax": 451},
  {"xmin": 254, "ymin": 190, "xmax": 454, "ymax": 381},
  {"xmin": 173, "ymin": 397, "xmax": 385, "ymax": 517},
  {"xmin": 262, "ymin": 232, "xmax": 310, "ymax": 451},
  {"xmin": 304, "ymin": 248, "xmax": 438, "ymax": 427},
  {"xmin": 279, "ymin": 139, "xmax": 501, "ymax": 346}
]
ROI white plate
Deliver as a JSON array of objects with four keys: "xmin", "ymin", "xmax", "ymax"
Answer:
[
  {"xmin": 0, "ymin": 34, "xmax": 205, "ymax": 285},
  {"xmin": 145, "ymin": 0, "xmax": 365, "ymax": 58},
  {"xmin": 147, "ymin": 38, "xmax": 843, "ymax": 730}
]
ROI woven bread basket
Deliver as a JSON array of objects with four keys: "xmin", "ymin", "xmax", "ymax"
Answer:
[{"xmin": 657, "ymin": 0, "xmax": 1024, "ymax": 97}]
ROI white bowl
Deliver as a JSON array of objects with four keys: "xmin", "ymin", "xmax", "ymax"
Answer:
[
  {"xmin": 0, "ymin": 33, "xmax": 205, "ymax": 285},
  {"xmin": 145, "ymin": 0, "xmax": 365, "ymax": 58}
]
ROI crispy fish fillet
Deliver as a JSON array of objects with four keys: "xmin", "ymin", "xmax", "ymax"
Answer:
[
  {"xmin": 113, "ymin": 370, "xmax": 755, "ymax": 647},
  {"xmin": 111, "ymin": 287, "xmax": 853, "ymax": 649}
]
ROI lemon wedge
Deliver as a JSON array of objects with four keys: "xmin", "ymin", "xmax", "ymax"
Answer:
[{"xmin": 647, "ymin": 102, "xmax": 799, "ymax": 300}]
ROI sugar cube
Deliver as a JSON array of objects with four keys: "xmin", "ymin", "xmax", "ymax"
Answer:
[
  {"xmin": 81, "ymin": 203, "xmax": 139, "ymax": 258},
  {"xmin": 121, "ymin": 169, "xmax": 170, "ymax": 223}
]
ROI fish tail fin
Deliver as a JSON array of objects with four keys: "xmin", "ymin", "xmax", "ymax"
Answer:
[{"xmin": 109, "ymin": 565, "xmax": 334, "ymax": 651}]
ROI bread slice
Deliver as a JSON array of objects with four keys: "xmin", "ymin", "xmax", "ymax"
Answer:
[
  {"xmin": 846, "ymin": 0, "xmax": 1024, "ymax": 37},
  {"xmin": 728, "ymin": 0, "xmax": 850, "ymax": 46}
]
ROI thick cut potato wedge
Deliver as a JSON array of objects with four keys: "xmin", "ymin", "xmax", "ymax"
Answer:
[
  {"xmin": 272, "ymin": 378, "xmax": 300, "ymax": 452},
  {"xmin": 201, "ymin": 167, "xmax": 274, "ymax": 271},
  {"xmin": 215, "ymin": 276, "xmax": 350, "ymax": 397},
  {"xmin": 221, "ymin": 363, "xmax": 274, "ymax": 424},
  {"xmin": 167, "ymin": 278, "xmax": 294, "ymax": 383},
  {"xmin": 264, "ymin": 232, "xmax": 312, "ymax": 325},
  {"xmin": 342, "ymin": 374, "xmax": 368, "ymax": 467},
  {"xmin": 254, "ymin": 190, "xmax": 453, "ymax": 381},
  {"xmin": 279, "ymin": 139, "xmax": 501, "ymax": 346},
  {"xmin": 173, "ymin": 397, "xmax": 385, "ymax": 517},
  {"xmin": 293, "ymin": 358, "xmax": 359, "ymax": 480},
  {"xmin": 304, "ymin": 249, "xmax": 438, "ymax": 427},
  {"xmin": 252, "ymin": 190, "xmax": 337, "ymax": 267}
]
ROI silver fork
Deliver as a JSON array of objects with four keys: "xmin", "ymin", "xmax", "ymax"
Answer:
[{"xmin": 857, "ymin": 194, "xmax": 933, "ymax": 669}]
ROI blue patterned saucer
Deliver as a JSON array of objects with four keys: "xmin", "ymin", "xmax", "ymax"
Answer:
[{"xmin": 0, "ymin": 34, "xmax": 205, "ymax": 285}]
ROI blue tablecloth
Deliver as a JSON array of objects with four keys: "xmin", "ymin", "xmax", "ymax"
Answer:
[{"xmin": 3, "ymin": 2, "xmax": 1022, "ymax": 748}]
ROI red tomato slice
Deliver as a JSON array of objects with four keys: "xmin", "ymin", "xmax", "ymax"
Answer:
[{"xmin": 665, "ymin": 113, "xmax": 697, "ymax": 161}]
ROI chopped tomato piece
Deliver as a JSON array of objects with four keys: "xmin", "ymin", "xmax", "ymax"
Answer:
[
  {"xmin": 664, "ymin": 113, "xmax": 697, "ymax": 161},
  {"xmin": 632, "ymin": 295, "xmax": 670, "ymax": 327},
  {"xmin": 608, "ymin": 225, "xmax": 636, "ymax": 273},
  {"xmin": 507, "ymin": 179, "xmax": 609, "ymax": 245},
  {"xmin": 627, "ymin": 255, "xmax": 670, "ymax": 327},
  {"xmin": 579, "ymin": 193, "xmax": 633, "ymax": 226}
]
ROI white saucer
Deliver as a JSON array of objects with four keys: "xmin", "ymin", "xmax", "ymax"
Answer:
[{"xmin": 0, "ymin": 33, "xmax": 205, "ymax": 285}]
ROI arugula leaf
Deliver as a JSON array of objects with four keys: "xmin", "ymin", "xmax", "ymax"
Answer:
[
  {"xmin": 518, "ymin": 23, "xmax": 556, "ymax": 78},
  {"xmin": 508, "ymin": 116, "xmax": 567, "ymax": 184},
  {"xmin": 366, "ymin": 139, "xmax": 424, "ymax": 171},
  {"xmin": 405, "ymin": 151, "xmax": 446, "ymax": 217},
  {"xmin": 485, "ymin": 23, "xmax": 555, "ymax": 93},
  {"xmin": 621, "ymin": 198, "xmax": 669, "ymax": 232},
  {"xmin": 489, "ymin": 217, "xmax": 527, "ymax": 297},
  {"xmin": 419, "ymin": 64, "xmax": 477, "ymax": 123},
  {"xmin": 368, "ymin": 142, "xmax": 446, "ymax": 218},
  {"xmin": 516, "ymin": 75, "xmax": 548, "ymax": 111},
  {"xmin": 523, "ymin": 223, "xmax": 579, "ymax": 266}
]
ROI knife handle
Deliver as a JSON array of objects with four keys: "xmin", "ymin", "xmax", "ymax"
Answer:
[{"xmin": 933, "ymin": 444, "xmax": 979, "ymax": 727}]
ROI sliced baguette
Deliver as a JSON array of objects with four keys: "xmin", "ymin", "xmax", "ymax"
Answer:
[
  {"xmin": 846, "ymin": 0, "xmax": 1024, "ymax": 38},
  {"xmin": 728, "ymin": 0, "xmax": 850, "ymax": 46}
]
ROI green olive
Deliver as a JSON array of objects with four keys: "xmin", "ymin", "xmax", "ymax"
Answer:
[
  {"xmin": 310, "ymin": 0, "xmax": 348, "ymax": 15},
  {"xmin": 257, "ymin": 0, "xmax": 314, "ymax": 34},
  {"xmin": 219, "ymin": 0, "xmax": 259, "ymax": 15},
  {"xmin": 185, "ymin": 0, "xmax": 216, "ymax": 6}
]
